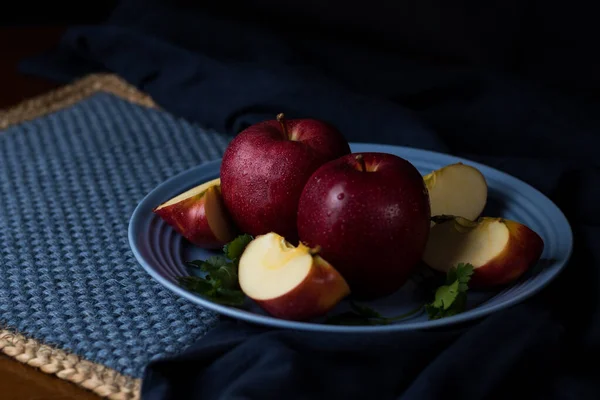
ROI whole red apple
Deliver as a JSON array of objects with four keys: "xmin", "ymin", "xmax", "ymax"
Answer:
[
  {"xmin": 220, "ymin": 114, "xmax": 350, "ymax": 242},
  {"xmin": 297, "ymin": 152, "xmax": 431, "ymax": 299}
]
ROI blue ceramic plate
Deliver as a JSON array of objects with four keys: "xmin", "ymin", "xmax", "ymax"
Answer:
[{"xmin": 128, "ymin": 143, "xmax": 573, "ymax": 332}]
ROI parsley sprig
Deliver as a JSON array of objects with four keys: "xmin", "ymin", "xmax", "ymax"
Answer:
[
  {"xmin": 326, "ymin": 263, "xmax": 475, "ymax": 325},
  {"xmin": 178, "ymin": 234, "xmax": 253, "ymax": 306},
  {"xmin": 425, "ymin": 263, "xmax": 474, "ymax": 319}
]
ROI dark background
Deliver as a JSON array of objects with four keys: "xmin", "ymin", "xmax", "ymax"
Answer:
[
  {"xmin": 1, "ymin": 2, "xmax": 118, "ymax": 24},
  {"xmin": 0, "ymin": 1, "xmax": 117, "ymax": 108},
  {"xmin": 6, "ymin": 0, "xmax": 600, "ymax": 101}
]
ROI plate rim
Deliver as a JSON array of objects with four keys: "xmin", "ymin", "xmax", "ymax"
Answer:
[{"xmin": 128, "ymin": 143, "xmax": 574, "ymax": 333}]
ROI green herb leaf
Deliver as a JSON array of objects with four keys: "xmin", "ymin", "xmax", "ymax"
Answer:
[
  {"xmin": 453, "ymin": 262, "xmax": 474, "ymax": 291},
  {"xmin": 179, "ymin": 234, "xmax": 254, "ymax": 307},
  {"xmin": 178, "ymin": 276, "xmax": 217, "ymax": 297},
  {"xmin": 425, "ymin": 263, "xmax": 474, "ymax": 320},
  {"xmin": 350, "ymin": 301, "xmax": 382, "ymax": 318},
  {"xmin": 202, "ymin": 255, "xmax": 230, "ymax": 270},
  {"xmin": 186, "ymin": 255, "xmax": 239, "ymax": 289},
  {"xmin": 211, "ymin": 262, "xmax": 239, "ymax": 290},
  {"xmin": 186, "ymin": 256, "xmax": 229, "ymax": 272},
  {"xmin": 428, "ymin": 279, "xmax": 460, "ymax": 312},
  {"xmin": 212, "ymin": 288, "xmax": 247, "ymax": 306},
  {"xmin": 223, "ymin": 234, "xmax": 253, "ymax": 262},
  {"xmin": 178, "ymin": 276, "xmax": 247, "ymax": 306}
]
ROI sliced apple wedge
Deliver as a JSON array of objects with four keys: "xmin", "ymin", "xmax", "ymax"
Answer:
[
  {"xmin": 424, "ymin": 163, "xmax": 488, "ymax": 221},
  {"xmin": 238, "ymin": 232, "xmax": 350, "ymax": 321},
  {"xmin": 153, "ymin": 178, "xmax": 237, "ymax": 249},
  {"xmin": 422, "ymin": 216, "xmax": 544, "ymax": 288}
]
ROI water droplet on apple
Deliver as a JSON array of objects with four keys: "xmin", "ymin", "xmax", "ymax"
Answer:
[{"xmin": 337, "ymin": 193, "xmax": 345, "ymax": 200}]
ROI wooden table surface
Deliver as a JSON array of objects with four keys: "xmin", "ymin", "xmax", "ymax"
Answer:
[{"xmin": 1, "ymin": 26, "xmax": 102, "ymax": 400}]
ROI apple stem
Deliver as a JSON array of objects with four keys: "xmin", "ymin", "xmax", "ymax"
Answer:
[
  {"xmin": 355, "ymin": 154, "xmax": 367, "ymax": 172},
  {"xmin": 276, "ymin": 113, "xmax": 289, "ymax": 138},
  {"xmin": 308, "ymin": 245, "xmax": 322, "ymax": 256}
]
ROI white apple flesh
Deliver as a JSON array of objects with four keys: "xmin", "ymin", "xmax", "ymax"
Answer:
[
  {"xmin": 238, "ymin": 232, "xmax": 350, "ymax": 321},
  {"xmin": 422, "ymin": 216, "xmax": 544, "ymax": 288},
  {"xmin": 424, "ymin": 163, "xmax": 488, "ymax": 221}
]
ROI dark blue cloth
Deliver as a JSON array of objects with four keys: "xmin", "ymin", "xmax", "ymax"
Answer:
[{"xmin": 20, "ymin": 0, "xmax": 600, "ymax": 398}]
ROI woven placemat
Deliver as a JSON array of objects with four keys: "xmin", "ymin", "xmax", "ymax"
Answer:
[{"xmin": 0, "ymin": 74, "xmax": 231, "ymax": 399}]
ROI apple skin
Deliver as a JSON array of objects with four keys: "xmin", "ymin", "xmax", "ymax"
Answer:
[
  {"xmin": 297, "ymin": 152, "xmax": 431, "ymax": 299},
  {"xmin": 253, "ymin": 255, "xmax": 350, "ymax": 321},
  {"xmin": 469, "ymin": 219, "xmax": 544, "ymax": 288},
  {"xmin": 423, "ymin": 216, "xmax": 545, "ymax": 289},
  {"xmin": 220, "ymin": 115, "xmax": 350, "ymax": 242},
  {"xmin": 153, "ymin": 180, "xmax": 236, "ymax": 249}
]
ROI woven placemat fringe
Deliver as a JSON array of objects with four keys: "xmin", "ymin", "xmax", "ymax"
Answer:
[
  {"xmin": 0, "ymin": 73, "xmax": 157, "ymax": 129},
  {"xmin": 0, "ymin": 329, "xmax": 141, "ymax": 399}
]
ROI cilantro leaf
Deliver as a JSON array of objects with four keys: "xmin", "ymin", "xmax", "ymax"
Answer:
[
  {"xmin": 178, "ymin": 276, "xmax": 246, "ymax": 306},
  {"xmin": 178, "ymin": 276, "xmax": 215, "ymax": 295},
  {"xmin": 202, "ymin": 255, "xmax": 230, "ymax": 270},
  {"xmin": 431, "ymin": 279, "xmax": 460, "ymax": 310},
  {"xmin": 223, "ymin": 234, "xmax": 253, "ymax": 262},
  {"xmin": 179, "ymin": 234, "xmax": 254, "ymax": 307},
  {"xmin": 210, "ymin": 261, "xmax": 239, "ymax": 290},
  {"xmin": 212, "ymin": 287, "xmax": 246, "ymax": 306},
  {"xmin": 186, "ymin": 256, "xmax": 229, "ymax": 272},
  {"xmin": 453, "ymin": 262, "xmax": 474, "ymax": 291},
  {"xmin": 350, "ymin": 301, "xmax": 382, "ymax": 318},
  {"xmin": 425, "ymin": 263, "xmax": 474, "ymax": 320},
  {"xmin": 190, "ymin": 255, "xmax": 239, "ymax": 289}
]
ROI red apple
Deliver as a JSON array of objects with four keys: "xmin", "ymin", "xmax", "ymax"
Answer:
[
  {"xmin": 297, "ymin": 152, "xmax": 431, "ymax": 299},
  {"xmin": 238, "ymin": 232, "xmax": 350, "ymax": 321},
  {"xmin": 422, "ymin": 216, "xmax": 544, "ymax": 288},
  {"xmin": 220, "ymin": 114, "xmax": 350, "ymax": 242},
  {"xmin": 153, "ymin": 178, "xmax": 237, "ymax": 249}
]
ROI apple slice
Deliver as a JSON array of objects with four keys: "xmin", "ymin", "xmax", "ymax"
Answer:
[
  {"xmin": 153, "ymin": 178, "xmax": 237, "ymax": 249},
  {"xmin": 422, "ymin": 216, "xmax": 544, "ymax": 288},
  {"xmin": 424, "ymin": 163, "xmax": 488, "ymax": 221},
  {"xmin": 238, "ymin": 232, "xmax": 350, "ymax": 321}
]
